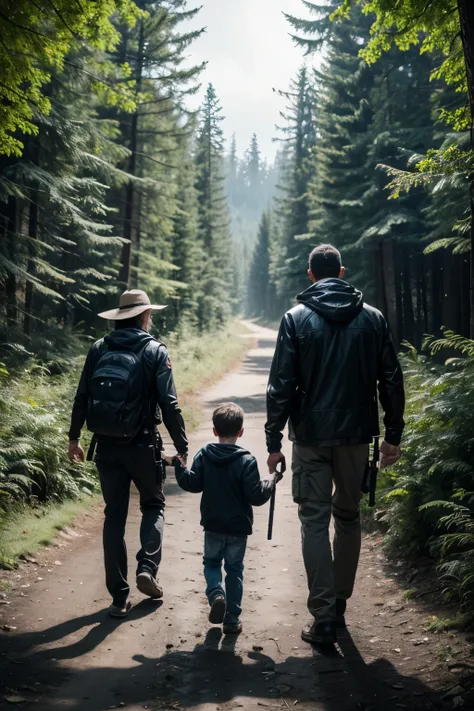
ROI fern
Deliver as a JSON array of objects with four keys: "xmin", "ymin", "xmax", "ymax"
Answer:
[
  {"xmin": 384, "ymin": 342, "xmax": 474, "ymax": 610},
  {"xmin": 0, "ymin": 363, "xmax": 98, "ymax": 516}
]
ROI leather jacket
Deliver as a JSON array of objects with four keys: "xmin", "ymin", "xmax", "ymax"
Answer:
[
  {"xmin": 69, "ymin": 328, "xmax": 188, "ymax": 455},
  {"xmin": 265, "ymin": 278, "xmax": 405, "ymax": 452}
]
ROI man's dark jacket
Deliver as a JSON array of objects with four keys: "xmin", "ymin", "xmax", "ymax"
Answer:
[
  {"xmin": 265, "ymin": 278, "xmax": 405, "ymax": 453},
  {"xmin": 175, "ymin": 443, "xmax": 273, "ymax": 536},
  {"xmin": 69, "ymin": 328, "xmax": 188, "ymax": 454}
]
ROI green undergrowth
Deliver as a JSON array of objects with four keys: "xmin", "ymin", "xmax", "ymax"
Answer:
[
  {"xmin": 170, "ymin": 320, "xmax": 251, "ymax": 430},
  {"xmin": 0, "ymin": 321, "xmax": 251, "ymax": 567},
  {"xmin": 364, "ymin": 334, "xmax": 474, "ymax": 627},
  {"xmin": 0, "ymin": 497, "xmax": 91, "ymax": 569}
]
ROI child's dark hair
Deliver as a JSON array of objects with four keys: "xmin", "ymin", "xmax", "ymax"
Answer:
[{"xmin": 213, "ymin": 402, "xmax": 244, "ymax": 437}]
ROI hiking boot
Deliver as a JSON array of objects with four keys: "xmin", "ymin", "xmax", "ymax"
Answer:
[
  {"xmin": 209, "ymin": 594, "xmax": 226, "ymax": 624},
  {"xmin": 223, "ymin": 620, "xmax": 242, "ymax": 635},
  {"xmin": 301, "ymin": 620, "xmax": 337, "ymax": 646},
  {"xmin": 109, "ymin": 600, "xmax": 131, "ymax": 619},
  {"xmin": 336, "ymin": 599, "xmax": 347, "ymax": 629},
  {"xmin": 136, "ymin": 571, "xmax": 163, "ymax": 599}
]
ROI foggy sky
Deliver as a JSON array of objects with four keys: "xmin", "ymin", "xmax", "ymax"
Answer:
[{"xmin": 185, "ymin": 0, "xmax": 316, "ymax": 162}]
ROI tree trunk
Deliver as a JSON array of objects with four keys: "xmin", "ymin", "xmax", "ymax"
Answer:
[
  {"xmin": 457, "ymin": 0, "xmax": 474, "ymax": 336},
  {"xmin": 119, "ymin": 18, "xmax": 144, "ymax": 287},
  {"xmin": 431, "ymin": 251, "xmax": 443, "ymax": 336},
  {"xmin": 374, "ymin": 242, "xmax": 386, "ymax": 313},
  {"xmin": 402, "ymin": 244, "xmax": 415, "ymax": 346},
  {"xmin": 442, "ymin": 250, "xmax": 461, "ymax": 333},
  {"xmin": 131, "ymin": 191, "xmax": 142, "ymax": 288},
  {"xmin": 394, "ymin": 242, "xmax": 403, "ymax": 346},
  {"xmin": 419, "ymin": 251, "xmax": 429, "ymax": 336},
  {"xmin": 24, "ymin": 194, "xmax": 38, "ymax": 336},
  {"xmin": 4, "ymin": 196, "xmax": 18, "ymax": 326},
  {"xmin": 416, "ymin": 252, "xmax": 423, "ymax": 348},
  {"xmin": 381, "ymin": 238, "xmax": 399, "ymax": 345},
  {"xmin": 461, "ymin": 254, "xmax": 471, "ymax": 335}
]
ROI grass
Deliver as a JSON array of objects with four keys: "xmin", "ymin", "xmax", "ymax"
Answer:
[
  {"xmin": 0, "ymin": 495, "xmax": 95, "ymax": 569},
  {"xmin": 168, "ymin": 321, "xmax": 252, "ymax": 430},
  {"xmin": 0, "ymin": 321, "xmax": 251, "ymax": 568},
  {"xmin": 424, "ymin": 613, "xmax": 474, "ymax": 633}
]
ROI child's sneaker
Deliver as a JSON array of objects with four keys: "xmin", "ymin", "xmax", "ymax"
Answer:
[
  {"xmin": 223, "ymin": 620, "xmax": 242, "ymax": 635},
  {"xmin": 209, "ymin": 594, "xmax": 226, "ymax": 624}
]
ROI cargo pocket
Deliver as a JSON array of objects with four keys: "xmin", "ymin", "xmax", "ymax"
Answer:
[{"xmin": 292, "ymin": 466, "xmax": 311, "ymax": 504}]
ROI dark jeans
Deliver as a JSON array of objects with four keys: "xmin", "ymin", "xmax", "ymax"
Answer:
[
  {"xmin": 95, "ymin": 441, "xmax": 165, "ymax": 604},
  {"xmin": 203, "ymin": 531, "xmax": 247, "ymax": 624}
]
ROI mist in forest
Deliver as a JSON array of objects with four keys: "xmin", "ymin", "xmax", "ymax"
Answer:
[{"xmin": 185, "ymin": 0, "xmax": 309, "ymax": 160}]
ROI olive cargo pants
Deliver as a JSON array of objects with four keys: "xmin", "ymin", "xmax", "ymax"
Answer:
[{"xmin": 292, "ymin": 442, "xmax": 369, "ymax": 623}]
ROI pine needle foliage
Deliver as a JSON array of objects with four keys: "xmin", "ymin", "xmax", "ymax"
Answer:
[{"xmin": 383, "ymin": 334, "xmax": 474, "ymax": 610}]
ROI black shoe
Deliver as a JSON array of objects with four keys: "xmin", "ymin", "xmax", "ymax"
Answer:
[
  {"xmin": 336, "ymin": 599, "xmax": 347, "ymax": 629},
  {"xmin": 136, "ymin": 571, "xmax": 163, "ymax": 599},
  {"xmin": 209, "ymin": 595, "xmax": 226, "ymax": 624},
  {"xmin": 223, "ymin": 620, "xmax": 242, "ymax": 635},
  {"xmin": 109, "ymin": 600, "xmax": 132, "ymax": 618},
  {"xmin": 301, "ymin": 620, "xmax": 337, "ymax": 646}
]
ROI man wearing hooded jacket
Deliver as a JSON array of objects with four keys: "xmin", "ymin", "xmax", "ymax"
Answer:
[
  {"xmin": 68, "ymin": 289, "xmax": 188, "ymax": 618},
  {"xmin": 265, "ymin": 244, "xmax": 405, "ymax": 646}
]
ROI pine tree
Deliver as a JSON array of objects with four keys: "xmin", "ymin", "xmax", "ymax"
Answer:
[
  {"xmin": 227, "ymin": 133, "xmax": 240, "ymax": 205},
  {"xmin": 0, "ymin": 44, "xmax": 127, "ymax": 348},
  {"xmin": 285, "ymin": 2, "xmax": 448, "ymax": 346},
  {"xmin": 107, "ymin": 0, "xmax": 205, "ymax": 292},
  {"xmin": 274, "ymin": 65, "xmax": 317, "ymax": 301},
  {"xmin": 243, "ymin": 134, "xmax": 262, "ymax": 210},
  {"xmin": 168, "ymin": 139, "xmax": 203, "ymax": 329},
  {"xmin": 194, "ymin": 84, "xmax": 233, "ymax": 328},
  {"xmin": 247, "ymin": 212, "xmax": 272, "ymax": 316}
]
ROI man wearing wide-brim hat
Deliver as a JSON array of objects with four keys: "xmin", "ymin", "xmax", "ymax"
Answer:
[{"xmin": 68, "ymin": 289, "xmax": 188, "ymax": 618}]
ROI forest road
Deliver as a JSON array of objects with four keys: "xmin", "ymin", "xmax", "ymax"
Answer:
[{"xmin": 0, "ymin": 322, "xmax": 464, "ymax": 711}]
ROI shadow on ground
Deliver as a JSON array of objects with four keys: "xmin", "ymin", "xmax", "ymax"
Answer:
[{"xmin": 1, "ymin": 619, "xmax": 452, "ymax": 711}]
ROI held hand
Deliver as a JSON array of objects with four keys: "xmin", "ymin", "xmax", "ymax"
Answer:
[
  {"xmin": 267, "ymin": 451, "xmax": 286, "ymax": 476},
  {"xmin": 68, "ymin": 440, "xmax": 85, "ymax": 463},
  {"xmin": 163, "ymin": 453, "xmax": 175, "ymax": 466},
  {"xmin": 380, "ymin": 441, "xmax": 401, "ymax": 469},
  {"xmin": 176, "ymin": 454, "xmax": 187, "ymax": 468}
]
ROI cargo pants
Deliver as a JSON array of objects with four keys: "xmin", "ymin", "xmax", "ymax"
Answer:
[{"xmin": 292, "ymin": 442, "xmax": 369, "ymax": 623}]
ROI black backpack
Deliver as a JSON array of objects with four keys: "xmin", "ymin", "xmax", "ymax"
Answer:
[{"xmin": 86, "ymin": 338, "xmax": 155, "ymax": 440}]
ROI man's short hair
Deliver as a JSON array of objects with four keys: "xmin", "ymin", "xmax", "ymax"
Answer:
[
  {"xmin": 213, "ymin": 402, "xmax": 244, "ymax": 437},
  {"xmin": 309, "ymin": 244, "xmax": 342, "ymax": 280},
  {"xmin": 115, "ymin": 314, "xmax": 143, "ymax": 330}
]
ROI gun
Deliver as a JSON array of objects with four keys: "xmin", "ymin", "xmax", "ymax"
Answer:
[
  {"xmin": 267, "ymin": 462, "xmax": 285, "ymax": 541},
  {"xmin": 362, "ymin": 437, "xmax": 380, "ymax": 507}
]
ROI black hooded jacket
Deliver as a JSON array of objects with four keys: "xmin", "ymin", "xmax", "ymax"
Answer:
[
  {"xmin": 175, "ymin": 443, "xmax": 274, "ymax": 536},
  {"xmin": 265, "ymin": 278, "xmax": 405, "ymax": 452},
  {"xmin": 69, "ymin": 328, "xmax": 188, "ymax": 455}
]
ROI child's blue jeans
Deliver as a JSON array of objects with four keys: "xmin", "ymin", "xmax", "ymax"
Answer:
[{"xmin": 203, "ymin": 531, "xmax": 247, "ymax": 624}]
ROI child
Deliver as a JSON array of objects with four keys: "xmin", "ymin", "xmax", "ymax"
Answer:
[{"xmin": 174, "ymin": 402, "xmax": 282, "ymax": 635}]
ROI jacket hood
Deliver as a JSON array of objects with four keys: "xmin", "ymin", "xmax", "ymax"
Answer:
[
  {"xmin": 103, "ymin": 328, "xmax": 155, "ymax": 352},
  {"xmin": 296, "ymin": 278, "xmax": 363, "ymax": 323},
  {"xmin": 201, "ymin": 443, "xmax": 250, "ymax": 465}
]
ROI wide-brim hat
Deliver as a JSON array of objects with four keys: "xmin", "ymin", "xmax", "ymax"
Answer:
[{"xmin": 98, "ymin": 289, "xmax": 167, "ymax": 320}]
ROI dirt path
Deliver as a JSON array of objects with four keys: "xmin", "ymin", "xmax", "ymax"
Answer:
[{"xmin": 1, "ymin": 323, "xmax": 472, "ymax": 711}]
